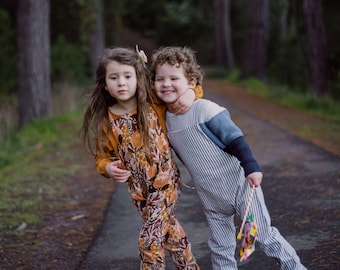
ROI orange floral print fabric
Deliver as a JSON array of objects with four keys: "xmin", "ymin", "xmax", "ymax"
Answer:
[{"xmin": 109, "ymin": 105, "xmax": 199, "ymax": 270}]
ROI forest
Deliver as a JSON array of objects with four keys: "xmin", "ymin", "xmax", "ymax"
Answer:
[
  {"xmin": 0, "ymin": 2, "xmax": 339, "ymax": 269},
  {"xmin": 0, "ymin": 0, "xmax": 339, "ymax": 140}
]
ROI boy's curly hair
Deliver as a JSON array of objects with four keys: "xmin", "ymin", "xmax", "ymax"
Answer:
[{"xmin": 149, "ymin": 46, "xmax": 204, "ymax": 86}]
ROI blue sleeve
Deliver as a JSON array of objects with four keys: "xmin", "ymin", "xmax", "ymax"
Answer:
[
  {"xmin": 200, "ymin": 109, "xmax": 261, "ymax": 176},
  {"xmin": 226, "ymin": 136, "xmax": 261, "ymax": 176},
  {"xmin": 199, "ymin": 110, "xmax": 243, "ymax": 148}
]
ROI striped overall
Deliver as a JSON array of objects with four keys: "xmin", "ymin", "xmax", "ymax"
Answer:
[{"xmin": 166, "ymin": 99, "xmax": 307, "ymax": 270}]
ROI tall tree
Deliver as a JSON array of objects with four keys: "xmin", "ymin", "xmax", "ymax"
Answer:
[
  {"xmin": 241, "ymin": 0, "xmax": 269, "ymax": 79},
  {"xmin": 278, "ymin": 0, "xmax": 289, "ymax": 42},
  {"xmin": 88, "ymin": 0, "xmax": 105, "ymax": 77},
  {"xmin": 302, "ymin": 0, "xmax": 329, "ymax": 96},
  {"xmin": 17, "ymin": 0, "xmax": 51, "ymax": 128},
  {"xmin": 214, "ymin": 0, "xmax": 234, "ymax": 69}
]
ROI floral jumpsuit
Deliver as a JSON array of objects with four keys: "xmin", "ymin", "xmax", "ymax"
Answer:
[{"xmin": 97, "ymin": 105, "xmax": 199, "ymax": 270}]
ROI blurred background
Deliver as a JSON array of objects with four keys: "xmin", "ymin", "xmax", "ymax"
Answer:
[
  {"xmin": 0, "ymin": 2, "xmax": 339, "ymax": 268},
  {"xmin": 0, "ymin": 0, "xmax": 339, "ymax": 142}
]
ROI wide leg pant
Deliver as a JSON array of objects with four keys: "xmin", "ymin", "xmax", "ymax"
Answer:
[
  {"xmin": 203, "ymin": 184, "xmax": 307, "ymax": 270},
  {"xmin": 132, "ymin": 183, "xmax": 199, "ymax": 270}
]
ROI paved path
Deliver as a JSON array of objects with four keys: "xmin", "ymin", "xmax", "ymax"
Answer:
[{"xmin": 81, "ymin": 86, "xmax": 340, "ymax": 270}]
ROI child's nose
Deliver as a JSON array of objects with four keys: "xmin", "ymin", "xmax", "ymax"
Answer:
[
  {"xmin": 162, "ymin": 79, "xmax": 171, "ymax": 87},
  {"xmin": 118, "ymin": 78, "xmax": 126, "ymax": 85}
]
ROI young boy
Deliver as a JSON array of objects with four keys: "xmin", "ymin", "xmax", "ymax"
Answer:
[{"xmin": 149, "ymin": 46, "xmax": 307, "ymax": 270}]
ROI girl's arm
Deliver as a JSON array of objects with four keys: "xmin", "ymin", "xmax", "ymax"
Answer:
[
  {"xmin": 95, "ymin": 144, "xmax": 131, "ymax": 182},
  {"xmin": 95, "ymin": 147, "xmax": 114, "ymax": 178},
  {"xmin": 95, "ymin": 122, "xmax": 131, "ymax": 182},
  {"xmin": 105, "ymin": 160, "xmax": 131, "ymax": 182}
]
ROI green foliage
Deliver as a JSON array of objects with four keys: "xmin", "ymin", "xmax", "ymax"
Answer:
[
  {"xmin": 323, "ymin": 1, "xmax": 340, "ymax": 99},
  {"xmin": 104, "ymin": 0, "xmax": 125, "ymax": 45},
  {"xmin": 269, "ymin": 37, "xmax": 310, "ymax": 93},
  {"xmin": 0, "ymin": 9, "xmax": 16, "ymax": 96},
  {"xmin": 165, "ymin": 1, "xmax": 192, "ymax": 25},
  {"xmin": 0, "ymin": 111, "xmax": 81, "ymax": 168},
  {"xmin": 122, "ymin": 0, "xmax": 165, "ymax": 35},
  {"xmin": 277, "ymin": 90, "xmax": 340, "ymax": 122},
  {"xmin": 268, "ymin": 2, "xmax": 310, "ymax": 93},
  {"xmin": 1, "ymin": 0, "xmax": 340, "ymax": 104},
  {"xmin": 155, "ymin": 0, "xmax": 213, "ymax": 61},
  {"xmin": 329, "ymin": 75, "xmax": 340, "ymax": 100},
  {"xmin": 238, "ymin": 77, "xmax": 270, "ymax": 98},
  {"xmin": 51, "ymin": 36, "xmax": 89, "ymax": 84},
  {"xmin": 50, "ymin": 0, "xmax": 83, "ymax": 44},
  {"xmin": 230, "ymin": 0, "xmax": 247, "ymax": 66},
  {"xmin": 207, "ymin": 68, "xmax": 241, "ymax": 84},
  {"xmin": 237, "ymin": 77, "xmax": 340, "ymax": 122},
  {"xmin": 207, "ymin": 67, "xmax": 230, "ymax": 79},
  {"xmin": 0, "ymin": 110, "xmax": 86, "ymax": 233}
]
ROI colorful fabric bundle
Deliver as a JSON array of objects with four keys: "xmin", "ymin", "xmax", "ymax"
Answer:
[
  {"xmin": 237, "ymin": 185, "xmax": 257, "ymax": 262},
  {"xmin": 239, "ymin": 213, "xmax": 257, "ymax": 261}
]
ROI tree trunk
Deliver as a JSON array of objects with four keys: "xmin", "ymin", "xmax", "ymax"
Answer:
[
  {"xmin": 17, "ymin": 0, "xmax": 51, "ymax": 128},
  {"xmin": 241, "ymin": 0, "xmax": 269, "ymax": 79},
  {"xmin": 88, "ymin": 0, "xmax": 105, "ymax": 77},
  {"xmin": 302, "ymin": 0, "xmax": 329, "ymax": 96},
  {"xmin": 279, "ymin": 0, "xmax": 288, "ymax": 42},
  {"xmin": 214, "ymin": 0, "xmax": 234, "ymax": 69}
]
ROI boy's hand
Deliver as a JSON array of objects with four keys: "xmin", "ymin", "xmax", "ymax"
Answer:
[
  {"xmin": 105, "ymin": 160, "xmax": 131, "ymax": 183},
  {"xmin": 168, "ymin": 88, "xmax": 195, "ymax": 114},
  {"xmin": 246, "ymin": 171, "xmax": 263, "ymax": 187}
]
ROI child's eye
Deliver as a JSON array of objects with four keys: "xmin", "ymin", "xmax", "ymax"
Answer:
[{"xmin": 155, "ymin": 78, "xmax": 163, "ymax": 82}]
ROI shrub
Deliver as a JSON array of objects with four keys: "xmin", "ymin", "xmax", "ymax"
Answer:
[{"xmin": 51, "ymin": 35, "xmax": 89, "ymax": 84}]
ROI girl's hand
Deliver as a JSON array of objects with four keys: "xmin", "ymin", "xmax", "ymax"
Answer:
[
  {"xmin": 105, "ymin": 160, "xmax": 131, "ymax": 183},
  {"xmin": 246, "ymin": 171, "xmax": 263, "ymax": 187},
  {"xmin": 168, "ymin": 88, "xmax": 195, "ymax": 114}
]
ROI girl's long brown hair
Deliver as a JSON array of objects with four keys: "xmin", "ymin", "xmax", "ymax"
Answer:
[{"xmin": 81, "ymin": 47, "xmax": 154, "ymax": 156}]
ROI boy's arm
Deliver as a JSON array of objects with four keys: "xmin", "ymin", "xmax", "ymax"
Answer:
[
  {"xmin": 201, "ymin": 108, "xmax": 261, "ymax": 176},
  {"xmin": 168, "ymin": 85, "xmax": 203, "ymax": 114},
  {"xmin": 225, "ymin": 136, "xmax": 261, "ymax": 176}
]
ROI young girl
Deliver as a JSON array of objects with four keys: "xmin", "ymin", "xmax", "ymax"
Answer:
[
  {"xmin": 149, "ymin": 46, "xmax": 307, "ymax": 270},
  {"xmin": 81, "ymin": 47, "xmax": 201, "ymax": 269}
]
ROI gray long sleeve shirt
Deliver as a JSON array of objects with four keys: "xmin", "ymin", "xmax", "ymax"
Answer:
[{"xmin": 166, "ymin": 99, "xmax": 261, "ymax": 211}]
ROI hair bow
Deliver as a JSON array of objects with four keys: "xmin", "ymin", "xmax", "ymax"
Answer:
[{"xmin": 135, "ymin": 45, "xmax": 148, "ymax": 69}]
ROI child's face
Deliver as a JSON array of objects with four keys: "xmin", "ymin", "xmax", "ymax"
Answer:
[
  {"xmin": 154, "ymin": 63, "xmax": 195, "ymax": 104},
  {"xmin": 105, "ymin": 60, "xmax": 137, "ymax": 102}
]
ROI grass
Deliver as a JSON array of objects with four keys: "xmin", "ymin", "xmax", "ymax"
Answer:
[
  {"xmin": 0, "ymin": 79, "xmax": 90, "ymax": 240},
  {"xmin": 0, "ymin": 110, "xmax": 87, "ymax": 235},
  {"xmin": 208, "ymin": 68, "xmax": 340, "ymax": 123},
  {"xmin": 240, "ymin": 77, "xmax": 340, "ymax": 122},
  {"xmin": 0, "ymin": 79, "xmax": 89, "ymax": 145}
]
